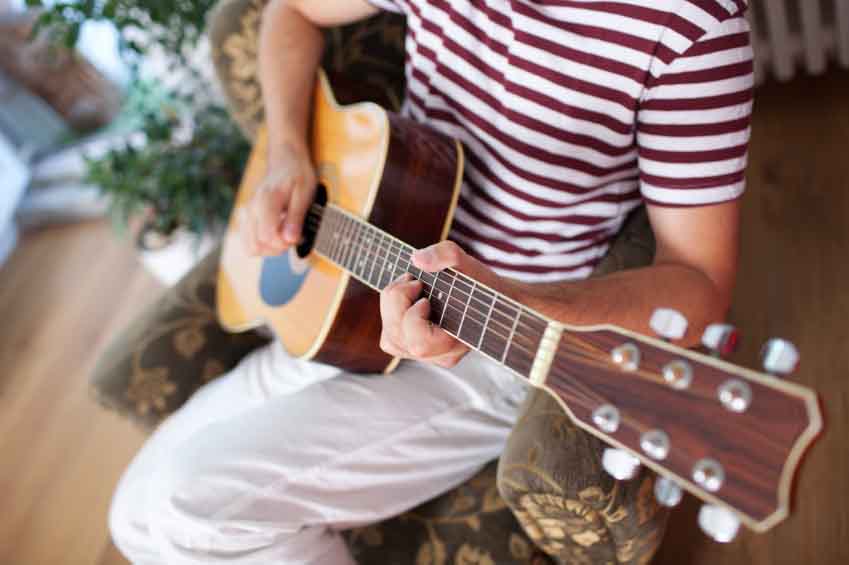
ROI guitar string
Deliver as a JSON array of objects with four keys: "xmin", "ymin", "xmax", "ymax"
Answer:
[
  {"xmin": 306, "ymin": 202, "xmax": 548, "ymax": 331},
  {"xmin": 303, "ymin": 213, "xmax": 549, "ymax": 361},
  {"xmin": 308, "ymin": 214, "xmax": 530, "ymax": 352},
  {"xmin": 304, "ymin": 213, "xmax": 546, "ymax": 347},
  {"xmin": 317, "ymin": 220, "xmax": 539, "ymax": 339},
  {"xmin": 304, "ymin": 207, "xmax": 548, "ymax": 336},
  {"xmin": 305, "ymin": 212, "xmax": 555, "ymax": 363}
]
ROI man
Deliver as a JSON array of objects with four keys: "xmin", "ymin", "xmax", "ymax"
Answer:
[{"xmin": 110, "ymin": 0, "xmax": 752, "ymax": 563}]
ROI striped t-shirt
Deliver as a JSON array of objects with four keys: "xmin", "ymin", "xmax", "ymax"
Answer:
[{"xmin": 367, "ymin": 0, "xmax": 754, "ymax": 282}]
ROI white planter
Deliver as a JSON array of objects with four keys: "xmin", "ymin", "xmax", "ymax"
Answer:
[{"xmin": 137, "ymin": 229, "xmax": 219, "ymax": 287}]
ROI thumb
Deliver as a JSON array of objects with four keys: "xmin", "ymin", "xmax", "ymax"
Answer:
[{"xmin": 412, "ymin": 241, "xmax": 497, "ymax": 286}]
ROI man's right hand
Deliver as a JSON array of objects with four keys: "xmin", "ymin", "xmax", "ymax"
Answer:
[
  {"xmin": 247, "ymin": 0, "xmax": 379, "ymax": 257},
  {"xmin": 239, "ymin": 142, "xmax": 317, "ymax": 257}
]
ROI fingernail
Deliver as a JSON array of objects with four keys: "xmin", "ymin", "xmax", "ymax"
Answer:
[
  {"xmin": 394, "ymin": 273, "xmax": 412, "ymax": 284},
  {"xmin": 415, "ymin": 297, "xmax": 429, "ymax": 307},
  {"xmin": 283, "ymin": 223, "xmax": 299, "ymax": 242}
]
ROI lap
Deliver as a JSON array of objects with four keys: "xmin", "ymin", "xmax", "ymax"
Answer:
[{"xmin": 113, "ymin": 341, "xmax": 527, "ymax": 533}]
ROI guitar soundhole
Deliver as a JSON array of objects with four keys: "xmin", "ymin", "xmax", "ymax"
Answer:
[{"xmin": 296, "ymin": 183, "xmax": 328, "ymax": 259}]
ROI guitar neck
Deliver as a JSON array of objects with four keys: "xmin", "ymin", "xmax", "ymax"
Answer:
[{"xmin": 309, "ymin": 203, "xmax": 549, "ymax": 381}]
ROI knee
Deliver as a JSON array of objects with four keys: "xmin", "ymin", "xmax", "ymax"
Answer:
[
  {"xmin": 109, "ymin": 470, "xmax": 159, "ymax": 563},
  {"xmin": 141, "ymin": 441, "xmax": 295, "ymax": 560},
  {"xmin": 109, "ymin": 442, "xmax": 232, "ymax": 562}
]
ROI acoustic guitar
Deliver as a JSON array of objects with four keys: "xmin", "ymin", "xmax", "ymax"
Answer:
[{"xmin": 217, "ymin": 73, "xmax": 822, "ymax": 543}]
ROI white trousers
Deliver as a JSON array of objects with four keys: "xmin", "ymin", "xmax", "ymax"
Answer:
[{"xmin": 109, "ymin": 341, "xmax": 528, "ymax": 565}]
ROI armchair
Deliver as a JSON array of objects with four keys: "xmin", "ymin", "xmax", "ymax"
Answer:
[{"xmin": 90, "ymin": 1, "xmax": 668, "ymax": 562}]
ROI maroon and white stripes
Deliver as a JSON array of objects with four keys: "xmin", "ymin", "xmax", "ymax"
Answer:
[{"xmin": 367, "ymin": 0, "xmax": 754, "ymax": 282}]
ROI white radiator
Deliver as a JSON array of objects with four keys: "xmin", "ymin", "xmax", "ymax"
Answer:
[{"xmin": 748, "ymin": 0, "xmax": 849, "ymax": 83}]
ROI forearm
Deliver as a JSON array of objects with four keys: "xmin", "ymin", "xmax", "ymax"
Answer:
[
  {"xmin": 259, "ymin": 0, "xmax": 325, "ymax": 160},
  {"xmin": 516, "ymin": 263, "xmax": 731, "ymax": 348}
]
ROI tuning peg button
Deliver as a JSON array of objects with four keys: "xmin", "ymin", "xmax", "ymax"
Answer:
[
  {"xmin": 654, "ymin": 476, "xmax": 683, "ymax": 507},
  {"xmin": 602, "ymin": 448, "xmax": 641, "ymax": 480},
  {"xmin": 701, "ymin": 323, "xmax": 740, "ymax": 357},
  {"xmin": 698, "ymin": 505, "xmax": 741, "ymax": 543},
  {"xmin": 761, "ymin": 338, "xmax": 799, "ymax": 375},
  {"xmin": 650, "ymin": 308, "xmax": 688, "ymax": 341}
]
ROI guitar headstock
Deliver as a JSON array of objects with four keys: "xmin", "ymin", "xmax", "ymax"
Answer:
[{"xmin": 540, "ymin": 309, "xmax": 822, "ymax": 542}]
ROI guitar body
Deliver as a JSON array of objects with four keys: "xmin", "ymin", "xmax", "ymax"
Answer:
[{"xmin": 217, "ymin": 74, "xmax": 464, "ymax": 373}]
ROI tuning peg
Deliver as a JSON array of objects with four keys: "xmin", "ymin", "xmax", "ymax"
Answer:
[
  {"xmin": 602, "ymin": 448, "xmax": 641, "ymax": 480},
  {"xmin": 654, "ymin": 476, "xmax": 683, "ymax": 507},
  {"xmin": 761, "ymin": 338, "xmax": 799, "ymax": 376},
  {"xmin": 701, "ymin": 323, "xmax": 740, "ymax": 358},
  {"xmin": 650, "ymin": 308, "xmax": 688, "ymax": 341},
  {"xmin": 698, "ymin": 504, "xmax": 741, "ymax": 543}
]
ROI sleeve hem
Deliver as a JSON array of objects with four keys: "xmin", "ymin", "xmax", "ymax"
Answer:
[
  {"xmin": 642, "ymin": 191, "xmax": 743, "ymax": 208},
  {"xmin": 365, "ymin": 0, "xmax": 402, "ymax": 14}
]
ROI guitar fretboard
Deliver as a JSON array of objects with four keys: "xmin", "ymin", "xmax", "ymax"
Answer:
[{"xmin": 307, "ymin": 204, "xmax": 547, "ymax": 379}]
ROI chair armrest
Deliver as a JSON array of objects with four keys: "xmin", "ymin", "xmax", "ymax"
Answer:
[{"xmin": 90, "ymin": 247, "xmax": 269, "ymax": 431}]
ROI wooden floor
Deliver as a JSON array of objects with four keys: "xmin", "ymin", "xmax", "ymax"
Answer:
[
  {"xmin": 0, "ymin": 221, "xmax": 155, "ymax": 565},
  {"xmin": 0, "ymin": 71, "xmax": 847, "ymax": 565},
  {"xmin": 654, "ymin": 72, "xmax": 849, "ymax": 564}
]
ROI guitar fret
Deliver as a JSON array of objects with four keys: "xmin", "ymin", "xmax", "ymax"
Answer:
[
  {"xmin": 366, "ymin": 228, "xmax": 380, "ymax": 287},
  {"xmin": 323, "ymin": 211, "xmax": 339, "ymax": 260},
  {"xmin": 428, "ymin": 270, "xmax": 439, "ymax": 300},
  {"xmin": 324, "ymin": 211, "xmax": 338, "ymax": 257},
  {"xmin": 429, "ymin": 270, "xmax": 444, "ymax": 324},
  {"xmin": 420, "ymin": 270, "xmax": 436, "ymax": 300},
  {"xmin": 438, "ymin": 273, "xmax": 456, "ymax": 327},
  {"xmin": 340, "ymin": 215, "xmax": 354, "ymax": 269},
  {"xmin": 357, "ymin": 224, "xmax": 371, "ymax": 279},
  {"xmin": 355, "ymin": 225, "xmax": 367, "ymax": 278},
  {"xmin": 384, "ymin": 235, "xmax": 397, "ymax": 288},
  {"xmin": 457, "ymin": 279, "xmax": 476, "ymax": 336},
  {"xmin": 326, "ymin": 211, "xmax": 339, "ymax": 261},
  {"xmin": 391, "ymin": 239, "xmax": 402, "ymax": 282},
  {"xmin": 409, "ymin": 261, "xmax": 422, "ymax": 280},
  {"xmin": 501, "ymin": 308, "xmax": 522, "ymax": 365},
  {"xmin": 371, "ymin": 228, "xmax": 384, "ymax": 288},
  {"xmin": 354, "ymin": 224, "xmax": 368, "ymax": 278},
  {"xmin": 334, "ymin": 213, "xmax": 347, "ymax": 264},
  {"xmin": 346, "ymin": 217, "xmax": 360, "ymax": 274},
  {"xmin": 378, "ymin": 235, "xmax": 389, "ymax": 287},
  {"xmin": 363, "ymin": 228, "xmax": 377, "ymax": 284},
  {"xmin": 479, "ymin": 289, "xmax": 496, "ymax": 349},
  {"xmin": 399, "ymin": 246, "xmax": 412, "ymax": 276}
]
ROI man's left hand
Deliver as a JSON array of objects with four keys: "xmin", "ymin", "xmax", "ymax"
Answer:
[{"xmin": 378, "ymin": 241, "xmax": 505, "ymax": 368}]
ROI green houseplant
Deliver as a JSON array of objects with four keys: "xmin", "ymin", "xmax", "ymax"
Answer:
[{"xmin": 26, "ymin": 0, "xmax": 250, "ymax": 242}]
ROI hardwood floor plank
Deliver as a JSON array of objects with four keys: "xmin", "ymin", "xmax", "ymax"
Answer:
[
  {"xmin": 0, "ymin": 221, "xmax": 154, "ymax": 565},
  {"xmin": 655, "ymin": 72, "xmax": 849, "ymax": 564}
]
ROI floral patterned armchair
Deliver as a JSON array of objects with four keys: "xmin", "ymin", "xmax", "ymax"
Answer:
[{"xmin": 90, "ymin": 1, "xmax": 669, "ymax": 563}]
